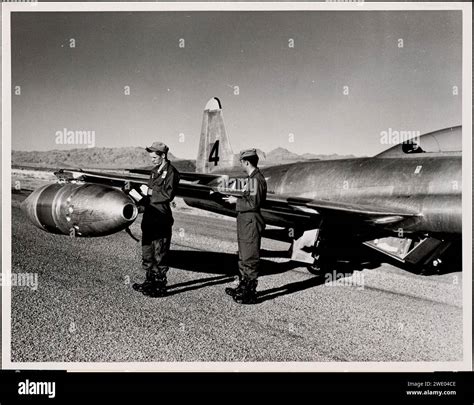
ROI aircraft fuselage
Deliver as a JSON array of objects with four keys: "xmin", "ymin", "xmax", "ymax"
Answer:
[{"xmin": 184, "ymin": 153, "xmax": 461, "ymax": 236}]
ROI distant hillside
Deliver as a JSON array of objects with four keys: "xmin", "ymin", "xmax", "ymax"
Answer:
[
  {"xmin": 301, "ymin": 152, "xmax": 356, "ymax": 161},
  {"xmin": 12, "ymin": 146, "xmax": 357, "ymax": 172},
  {"xmin": 265, "ymin": 148, "xmax": 356, "ymax": 163},
  {"xmin": 266, "ymin": 147, "xmax": 302, "ymax": 162},
  {"xmin": 12, "ymin": 147, "xmax": 196, "ymax": 172}
]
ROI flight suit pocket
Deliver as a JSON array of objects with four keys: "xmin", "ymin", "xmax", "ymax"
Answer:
[
  {"xmin": 152, "ymin": 175, "xmax": 166, "ymax": 188},
  {"xmin": 237, "ymin": 215, "xmax": 257, "ymax": 242},
  {"xmin": 255, "ymin": 213, "xmax": 265, "ymax": 234},
  {"xmin": 150, "ymin": 176, "xmax": 166, "ymax": 203}
]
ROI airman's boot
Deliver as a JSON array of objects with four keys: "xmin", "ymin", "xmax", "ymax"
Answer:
[
  {"xmin": 144, "ymin": 269, "xmax": 168, "ymax": 298},
  {"xmin": 225, "ymin": 276, "xmax": 244, "ymax": 298},
  {"xmin": 132, "ymin": 270, "xmax": 154, "ymax": 294},
  {"xmin": 233, "ymin": 278, "xmax": 258, "ymax": 305}
]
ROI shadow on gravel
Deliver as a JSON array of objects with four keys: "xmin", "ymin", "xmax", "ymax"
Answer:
[
  {"xmin": 255, "ymin": 260, "xmax": 377, "ymax": 304},
  {"xmin": 166, "ymin": 249, "xmax": 384, "ymax": 302},
  {"xmin": 255, "ymin": 275, "xmax": 328, "ymax": 303},
  {"xmin": 166, "ymin": 250, "xmax": 301, "ymax": 277},
  {"xmin": 254, "ymin": 249, "xmax": 384, "ymax": 303},
  {"xmin": 166, "ymin": 274, "xmax": 235, "ymax": 296}
]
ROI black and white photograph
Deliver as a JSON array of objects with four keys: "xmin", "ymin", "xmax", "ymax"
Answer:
[{"xmin": 2, "ymin": 2, "xmax": 471, "ymax": 371}]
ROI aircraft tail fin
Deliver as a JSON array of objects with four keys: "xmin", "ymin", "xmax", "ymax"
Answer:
[{"xmin": 196, "ymin": 97, "xmax": 235, "ymax": 173}]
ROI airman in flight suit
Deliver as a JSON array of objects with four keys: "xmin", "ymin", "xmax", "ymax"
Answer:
[
  {"xmin": 133, "ymin": 141, "xmax": 180, "ymax": 297},
  {"xmin": 224, "ymin": 149, "xmax": 267, "ymax": 304}
]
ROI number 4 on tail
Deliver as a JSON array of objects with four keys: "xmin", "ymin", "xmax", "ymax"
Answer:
[{"xmin": 208, "ymin": 140, "xmax": 220, "ymax": 166}]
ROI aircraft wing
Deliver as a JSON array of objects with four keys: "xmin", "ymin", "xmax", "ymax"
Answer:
[
  {"xmin": 55, "ymin": 168, "xmax": 221, "ymax": 187},
  {"xmin": 55, "ymin": 169, "xmax": 420, "ymax": 228},
  {"xmin": 262, "ymin": 194, "xmax": 420, "ymax": 226},
  {"xmin": 55, "ymin": 168, "xmax": 150, "ymax": 187}
]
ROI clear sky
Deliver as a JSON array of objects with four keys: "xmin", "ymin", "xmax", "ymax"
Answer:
[{"xmin": 11, "ymin": 10, "xmax": 462, "ymax": 158}]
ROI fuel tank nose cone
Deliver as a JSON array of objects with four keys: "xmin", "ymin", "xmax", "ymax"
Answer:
[{"xmin": 22, "ymin": 183, "xmax": 138, "ymax": 237}]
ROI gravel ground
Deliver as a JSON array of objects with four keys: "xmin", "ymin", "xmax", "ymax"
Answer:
[{"xmin": 9, "ymin": 191, "xmax": 463, "ymax": 364}]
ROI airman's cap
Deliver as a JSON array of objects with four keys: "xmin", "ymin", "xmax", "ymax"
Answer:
[
  {"xmin": 239, "ymin": 148, "xmax": 258, "ymax": 160},
  {"xmin": 146, "ymin": 141, "xmax": 169, "ymax": 154}
]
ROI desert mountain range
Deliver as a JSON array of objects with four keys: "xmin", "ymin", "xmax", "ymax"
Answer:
[{"xmin": 12, "ymin": 147, "xmax": 355, "ymax": 172}]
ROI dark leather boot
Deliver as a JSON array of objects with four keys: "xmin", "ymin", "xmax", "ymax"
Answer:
[
  {"xmin": 143, "ymin": 271, "xmax": 167, "ymax": 298},
  {"xmin": 233, "ymin": 278, "xmax": 258, "ymax": 304},
  {"xmin": 225, "ymin": 276, "xmax": 244, "ymax": 297},
  {"xmin": 132, "ymin": 270, "xmax": 154, "ymax": 293}
]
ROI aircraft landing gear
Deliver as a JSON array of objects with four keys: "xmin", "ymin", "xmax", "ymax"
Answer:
[
  {"xmin": 306, "ymin": 232, "xmax": 333, "ymax": 275},
  {"xmin": 307, "ymin": 259, "xmax": 327, "ymax": 275},
  {"xmin": 413, "ymin": 239, "xmax": 458, "ymax": 276},
  {"xmin": 287, "ymin": 228, "xmax": 323, "ymax": 274},
  {"xmin": 419, "ymin": 258, "xmax": 443, "ymax": 276},
  {"xmin": 288, "ymin": 223, "xmax": 338, "ymax": 275}
]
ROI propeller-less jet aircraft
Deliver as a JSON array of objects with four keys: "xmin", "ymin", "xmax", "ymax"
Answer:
[{"xmin": 22, "ymin": 97, "xmax": 462, "ymax": 275}]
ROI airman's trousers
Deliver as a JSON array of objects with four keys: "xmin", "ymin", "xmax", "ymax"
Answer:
[
  {"xmin": 237, "ymin": 211, "xmax": 265, "ymax": 281},
  {"xmin": 142, "ymin": 237, "xmax": 171, "ymax": 280},
  {"xmin": 141, "ymin": 205, "xmax": 173, "ymax": 280}
]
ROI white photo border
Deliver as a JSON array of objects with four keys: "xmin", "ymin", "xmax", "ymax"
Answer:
[{"xmin": 2, "ymin": 1, "xmax": 472, "ymax": 372}]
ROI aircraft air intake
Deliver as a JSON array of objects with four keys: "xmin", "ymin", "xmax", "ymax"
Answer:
[{"xmin": 21, "ymin": 183, "xmax": 138, "ymax": 237}]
